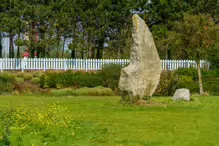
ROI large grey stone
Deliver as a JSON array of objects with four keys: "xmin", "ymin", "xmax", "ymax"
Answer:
[
  {"xmin": 118, "ymin": 14, "xmax": 162, "ymax": 99},
  {"xmin": 172, "ymin": 88, "xmax": 190, "ymax": 101}
]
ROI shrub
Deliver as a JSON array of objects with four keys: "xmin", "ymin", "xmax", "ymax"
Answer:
[
  {"xmin": 33, "ymin": 71, "xmax": 43, "ymax": 78},
  {"xmin": 178, "ymin": 75, "xmax": 194, "ymax": 88},
  {"xmin": 174, "ymin": 67, "xmax": 219, "ymax": 80},
  {"xmin": 202, "ymin": 69, "xmax": 219, "ymax": 78},
  {"xmin": 12, "ymin": 90, "xmax": 20, "ymax": 95},
  {"xmin": 175, "ymin": 67, "xmax": 198, "ymax": 80},
  {"xmin": 203, "ymin": 78, "xmax": 219, "ymax": 95},
  {"xmin": 74, "ymin": 75, "xmax": 103, "ymax": 87},
  {"xmin": 30, "ymin": 77, "xmax": 40, "ymax": 84},
  {"xmin": 155, "ymin": 70, "xmax": 203, "ymax": 95},
  {"xmin": 72, "ymin": 87, "xmax": 114, "ymax": 96},
  {"xmin": 98, "ymin": 64, "xmax": 123, "ymax": 90},
  {"xmin": 0, "ymin": 73, "xmax": 15, "ymax": 83},
  {"xmin": 14, "ymin": 82, "xmax": 41, "ymax": 94},
  {"xmin": 0, "ymin": 82, "xmax": 14, "ymax": 93},
  {"xmin": 40, "ymin": 71, "xmax": 103, "ymax": 88},
  {"xmin": 173, "ymin": 68, "xmax": 219, "ymax": 95},
  {"xmin": 154, "ymin": 71, "xmax": 180, "ymax": 96},
  {"xmin": 171, "ymin": 68, "xmax": 219, "ymax": 95},
  {"xmin": 23, "ymin": 73, "xmax": 32, "ymax": 81},
  {"xmin": 0, "ymin": 73, "xmax": 16, "ymax": 93},
  {"xmin": 40, "ymin": 74, "xmax": 56, "ymax": 88},
  {"xmin": 50, "ymin": 87, "xmax": 114, "ymax": 97},
  {"xmin": 50, "ymin": 88, "xmax": 71, "ymax": 96},
  {"xmin": 15, "ymin": 77, "xmax": 24, "ymax": 84},
  {"xmin": 208, "ymin": 54, "xmax": 219, "ymax": 69},
  {"xmin": 40, "ymin": 66, "xmax": 124, "ymax": 90},
  {"xmin": 16, "ymin": 72, "xmax": 24, "ymax": 78}
]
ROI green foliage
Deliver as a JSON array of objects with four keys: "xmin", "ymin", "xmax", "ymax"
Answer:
[
  {"xmin": 149, "ymin": 1, "xmax": 219, "ymax": 60},
  {"xmin": 154, "ymin": 71, "xmax": 180, "ymax": 96},
  {"xmin": 0, "ymin": 101, "xmax": 109, "ymax": 145},
  {"xmin": 15, "ymin": 72, "xmax": 24, "ymax": 78},
  {"xmin": 173, "ymin": 13, "xmax": 218, "ymax": 61},
  {"xmin": 175, "ymin": 67, "xmax": 198, "ymax": 80},
  {"xmin": 73, "ymin": 87, "xmax": 114, "ymax": 96},
  {"xmin": 0, "ymin": 73, "xmax": 15, "ymax": 83},
  {"xmin": 147, "ymin": 0, "xmax": 219, "ymax": 26},
  {"xmin": 178, "ymin": 75, "xmax": 194, "ymax": 88},
  {"xmin": 32, "ymin": 71, "xmax": 43, "ymax": 78},
  {"xmin": 173, "ymin": 68, "xmax": 219, "ymax": 95},
  {"xmin": 30, "ymin": 77, "xmax": 40, "ymax": 84},
  {"xmin": 0, "ymin": 73, "xmax": 16, "ymax": 93},
  {"xmin": 50, "ymin": 88, "xmax": 71, "ymax": 96},
  {"xmin": 175, "ymin": 68, "xmax": 219, "ymax": 79},
  {"xmin": 202, "ymin": 69, "xmax": 219, "ymax": 78},
  {"xmin": 203, "ymin": 78, "xmax": 219, "ymax": 95},
  {"xmin": 50, "ymin": 87, "xmax": 114, "ymax": 97},
  {"xmin": 0, "ymin": 82, "xmax": 14, "ymax": 94},
  {"xmin": 0, "ymin": 0, "xmax": 145, "ymax": 58},
  {"xmin": 14, "ymin": 82, "xmax": 41, "ymax": 95},
  {"xmin": 40, "ymin": 71, "xmax": 103, "ymax": 88},
  {"xmin": 1, "ymin": 95, "xmax": 219, "ymax": 145},
  {"xmin": 15, "ymin": 77, "xmax": 24, "ymax": 84},
  {"xmin": 98, "ymin": 64, "xmax": 123, "ymax": 90},
  {"xmin": 0, "ymin": 0, "xmax": 218, "ymax": 59},
  {"xmin": 0, "ymin": 103, "xmax": 73, "ymax": 145},
  {"xmin": 23, "ymin": 73, "xmax": 33, "ymax": 81}
]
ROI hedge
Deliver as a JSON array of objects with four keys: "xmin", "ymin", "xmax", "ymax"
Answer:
[{"xmin": 40, "ymin": 71, "xmax": 104, "ymax": 88}]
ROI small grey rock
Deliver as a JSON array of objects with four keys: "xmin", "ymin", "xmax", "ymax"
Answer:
[{"xmin": 172, "ymin": 88, "xmax": 190, "ymax": 101}]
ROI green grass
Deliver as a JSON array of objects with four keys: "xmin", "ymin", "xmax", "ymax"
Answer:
[{"xmin": 0, "ymin": 95, "xmax": 219, "ymax": 146}]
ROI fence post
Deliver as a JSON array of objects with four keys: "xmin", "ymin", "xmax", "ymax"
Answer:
[
  {"xmin": 21, "ymin": 58, "xmax": 24, "ymax": 72},
  {"xmin": 74, "ymin": 59, "xmax": 77, "ymax": 70},
  {"xmin": 43, "ymin": 58, "xmax": 46, "ymax": 72},
  {"xmin": 64, "ymin": 59, "xmax": 67, "ymax": 71},
  {"xmin": 0, "ymin": 58, "xmax": 2, "ymax": 72},
  {"xmin": 85, "ymin": 59, "xmax": 87, "ymax": 71}
]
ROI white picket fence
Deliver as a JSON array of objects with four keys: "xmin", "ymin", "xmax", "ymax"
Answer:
[{"xmin": 0, "ymin": 58, "xmax": 209, "ymax": 72}]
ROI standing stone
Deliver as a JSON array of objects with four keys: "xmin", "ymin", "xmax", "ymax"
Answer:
[
  {"xmin": 118, "ymin": 14, "xmax": 162, "ymax": 99},
  {"xmin": 172, "ymin": 88, "xmax": 190, "ymax": 101}
]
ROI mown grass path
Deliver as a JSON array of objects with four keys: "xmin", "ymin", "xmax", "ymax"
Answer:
[{"xmin": 0, "ymin": 95, "xmax": 219, "ymax": 146}]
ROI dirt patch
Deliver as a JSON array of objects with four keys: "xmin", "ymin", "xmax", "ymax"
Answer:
[{"xmin": 135, "ymin": 100, "xmax": 168, "ymax": 107}]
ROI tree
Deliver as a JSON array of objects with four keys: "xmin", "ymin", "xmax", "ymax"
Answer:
[
  {"xmin": 174, "ymin": 13, "xmax": 219, "ymax": 94},
  {"xmin": 0, "ymin": 0, "xmax": 25, "ymax": 58},
  {"xmin": 146, "ymin": 0, "xmax": 219, "ymax": 26},
  {"xmin": 0, "ymin": 32, "xmax": 2, "ymax": 58},
  {"xmin": 147, "ymin": 0, "xmax": 219, "ymax": 59}
]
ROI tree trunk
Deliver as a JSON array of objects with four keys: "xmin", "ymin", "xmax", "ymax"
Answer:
[
  {"xmin": 9, "ymin": 33, "xmax": 14, "ymax": 58},
  {"xmin": 45, "ymin": 48, "xmax": 49, "ymax": 58},
  {"xmin": 71, "ymin": 48, "xmax": 75, "ymax": 58},
  {"xmin": 30, "ymin": 49, "xmax": 34, "ymax": 58},
  {"xmin": 96, "ymin": 48, "xmax": 102, "ymax": 59},
  {"xmin": 91, "ymin": 47, "xmax": 95, "ymax": 59},
  {"xmin": 61, "ymin": 37, "xmax": 66, "ymax": 58},
  {"xmin": 17, "ymin": 32, "xmax": 21, "ymax": 58},
  {"xmin": 56, "ymin": 27, "xmax": 60, "ymax": 58},
  {"xmin": 89, "ymin": 46, "xmax": 92, "ymax": 58},
  {"xmin": 81, "ymin": 48, "xmax": 84, "ymax": 59},
  {"xmin": 197, "ymin": 60, "xmax": 204, "ymax": 95},
  {"xmin": 17, "ymin": 46, "xmax": 20, "ymax": 58},
  {"xmin": 30, "ymin": 22, "xmax": 36, "ymax": 55},
  {"xmin": 0, "ymin": 32, "xmax": 2, "ymax": 58}
]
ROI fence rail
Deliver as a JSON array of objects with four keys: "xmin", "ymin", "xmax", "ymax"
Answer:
[{"xmin": 0, "ymin": 58, "xmax": 209, "ymax": 72}]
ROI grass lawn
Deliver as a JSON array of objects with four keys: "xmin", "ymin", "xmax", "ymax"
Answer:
[{"xmin": 0, "ymin": 95, "xmax": 219, "ymax": 146}]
